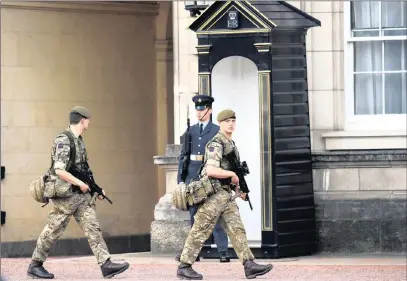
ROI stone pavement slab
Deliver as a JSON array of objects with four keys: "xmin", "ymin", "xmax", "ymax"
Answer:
[{"xmin": 1, "ymin": 252, "xmax": 406, "ymax": 281}]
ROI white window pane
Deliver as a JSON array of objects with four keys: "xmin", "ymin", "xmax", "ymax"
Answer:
[
  {"xmin": 384, "ymin": 40, "xmax": 406, "ymax": 71},
  {"xmin": 354, "ymin": 41, "xmax": 382, "ymax": 72},
  {"xmin": 355, "ymin": 74, "xmax": 383, "ymax": 115},
  {"xmin": 385, "ymin": 73, "xmax": 407, "ymax": 114},
  {"xmin": 352, "ymin": 30, "xmax": 381, "ymax": 37},
  {"xmin": 351, "ymin": 1, "xmax": 380, "ymax": 30},
  {"xmin": 383, "ymin": 29, "xmax": 407, "ymax": 36},
  {"xmin": 382, "ymin": 1, "xmax": 407, "ymax": 28}
]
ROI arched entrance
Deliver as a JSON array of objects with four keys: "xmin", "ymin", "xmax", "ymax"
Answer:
[{"xmin": 211, "ymin": 56, "xmax": 261, "ymax": 244}]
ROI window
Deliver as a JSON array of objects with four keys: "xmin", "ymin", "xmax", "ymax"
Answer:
[{"xmin": 345, "ymin": 1, "xmax": 407, "ymax": 130}]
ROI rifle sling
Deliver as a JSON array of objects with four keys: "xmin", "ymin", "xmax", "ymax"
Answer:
[
  {"xmin": 196, "ymin": 140, "xmax": 238, "ymax": 185},
  {"xmin": 49, "ymin": 130, "xmax": 77, "ymax": 176},
  {"xmin": 62, "ymin": 130, "xmax": 77, "ymax": 172}
]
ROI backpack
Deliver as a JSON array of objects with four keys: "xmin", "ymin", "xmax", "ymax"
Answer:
[{"xmin": 29, "ymin": 130, "xmax": 77, "ymax": 207}]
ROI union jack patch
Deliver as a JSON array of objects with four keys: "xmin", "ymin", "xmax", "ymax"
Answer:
[
  {"xmin": 57, "ymin": 143, "xmax": 64, "ymax": 149},
  {"xmin": 208, "ymin": 146, "xmax": 215, "ymax": 152}
]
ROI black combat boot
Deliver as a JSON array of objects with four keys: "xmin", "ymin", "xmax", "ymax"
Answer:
[
  {"xmin": 27, "ymin": 260, "xmax": 54, "ymax": 279},
  {"xmin": 175, "ymin": 253, "xmax": 200, "ymax": 262},
  {"xmin": 219, "ymin": 251, "xmax": 230, "ymax": 263},
  {"xmin": 100, "ymin": 258, "xmax": 130, "ymax": 279},
  {"xmin": 177, "ymin": 262, "xmax": 203, "ymax": 280},
  {"xmin": 243, "ymin": 260, "xmax": 273, "ymax": 279}
]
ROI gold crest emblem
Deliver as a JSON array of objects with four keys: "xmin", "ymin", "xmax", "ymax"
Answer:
[{"xmin": 198, "ymin": 98, "xmax": 202, "ymax": 102}]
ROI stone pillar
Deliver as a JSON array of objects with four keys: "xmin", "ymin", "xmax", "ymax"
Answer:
[
  {"xmin": 155, "ymin": 38, "xmax": 174, "ymax": 198},
  {"xmin": 150, "ymin": 2, "xmax": 199, "ymax": 254},
  {"xmin": 150, "ymin": 145, "xmax": 190, "ymax": 254},
  {"xmin": 172, "ymin": 1, "xmax": 199, "ymax": 143}
]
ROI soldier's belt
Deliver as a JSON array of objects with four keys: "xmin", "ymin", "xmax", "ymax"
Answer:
[{"xmin": 190, "ymin": 154, "xmax": 204, "ymax": 161}]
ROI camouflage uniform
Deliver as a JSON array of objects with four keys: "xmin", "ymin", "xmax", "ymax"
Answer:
[
  {"xmin": 180, "ymin": 131, "xmax": 255, "ymax": 265},
  {"xmin": 32, "ymin": 127, "xmax": 110, "ymax": 266}
]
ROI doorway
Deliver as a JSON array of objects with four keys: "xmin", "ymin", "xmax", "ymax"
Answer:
[{"xmin": 211, "ymin": 56, "xmax": 262, "ymax": 245}]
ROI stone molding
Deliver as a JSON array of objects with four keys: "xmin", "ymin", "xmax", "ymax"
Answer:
[
  {"xmin": 313, "ymin": 150, "xmax": 407, "ymax": 168},
  {"xmin": 153, "ymin": 144, "xmax": 180, "ymax": 165},
  {"xmin": 155, "ymin": 144, "xmax": 407, "ymax": 168},
  {"xmin": 322, "ymin": 131, "xmax": 407, "ymax": 151},
  {"xmin": 0, "ymin": 1, "xmax": 160, "ymax": 16},
  {"xmin": 155, "ymin": 40, "xmax": 173, "ymax": 51},
  {"xmin": 155, "ymin": 40, "xmax": 174, "ymax": 62}
]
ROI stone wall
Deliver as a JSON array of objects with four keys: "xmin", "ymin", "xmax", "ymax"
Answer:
[
  {"xmin": 313, "ymin": 151, "xmax": 407, "ymax": 253},
  {"xmin": 152, "ymin": 148, "xmax": 407, "ymax": 254},
  {"xmin": 149, "ymin": 0, "xmax": 407, "ymax": 256},
  {"xmin": 0, "ymin": 1, "xmax": 172, "ymax": 257},
  {"xmin": 160, "ymin": 0, "xmax": 407, "ymax": 256}
]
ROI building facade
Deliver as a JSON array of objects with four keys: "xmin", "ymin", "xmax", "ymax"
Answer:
[
  {"xmin": 152, "ymin": 0, "xmax": 406, "ymax": 256},
  {"xmin": 1, "ymin": 0, "xmax": 406, "ymax": 258},
  {"xmin": 1, "ymin": 1, "xmax": 174, "ymax": 257}
]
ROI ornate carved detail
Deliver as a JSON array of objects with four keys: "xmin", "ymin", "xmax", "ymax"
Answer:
[
  {"xmin": 196, "ymin": 45, "xmax": 212, "ymax": 55},
  {"xmin": 254, "ymin": 42, "xmax": 272, "ymax": 53}
]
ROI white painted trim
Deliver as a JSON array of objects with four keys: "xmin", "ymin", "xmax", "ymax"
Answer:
[
  {"xmin": 348, "ymin": 36, "xmax": 407, "ymax": 42},
  {"xmin": 0, "ymin": 1, "xmax": 160, "ymax": 16},
  {"xmin": 323, "ymin": 130, "xmax": 407, "ymax": 137},
  {"xmin": 343, "ymin": 1, "xmax": 407, "ymax": 134},
  {"xmin": 354, "ymin": 71, "xmax": 407, "ymax": 74},
  {"xmin": 352, "ymin": 27, "xmax": 407, "ymax": 32},
  {"xmin": 346, "ymin": 115, "xmax": 407, "ymax": 131},
  {"xmin": 322, "ymin": 132, "xmax": 407, "ymax": 150}
]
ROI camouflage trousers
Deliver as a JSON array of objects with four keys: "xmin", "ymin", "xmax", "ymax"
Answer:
[
  {"xmin": 32, "ymin": 193, "xmax": 110, "ymax": 265},
  {"xmin": 180, "ymin": 188, "xmax": 254, "ymax": 265}
]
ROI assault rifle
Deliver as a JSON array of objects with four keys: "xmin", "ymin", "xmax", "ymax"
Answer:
[
  {"xmin": 224, "ymin": 150, "xmax": 253, "ymax": 210},
  {"xmin": 180, "ymin": 107, "xmax": 192, "ymax": 183},
  {"xmin": 69, "ymin": 163, "xmax": 113, "ymax": 205}
]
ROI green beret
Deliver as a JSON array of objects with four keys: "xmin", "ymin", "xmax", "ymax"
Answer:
[
  {"xmin": 217, "ymin": 109, "xmax": 236, "ymax": 123},
  {"xmin": 71, "ymin": 106, "xmax": 91, "ymax": 119}
]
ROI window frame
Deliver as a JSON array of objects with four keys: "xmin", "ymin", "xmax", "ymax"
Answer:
[{"xmin": 344, "ymin": 1, "xmax": 407, "ymax": 132}]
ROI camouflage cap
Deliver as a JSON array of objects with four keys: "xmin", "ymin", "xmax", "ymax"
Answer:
[
  {"xmin": 217, "ymin": 109, "xmax": 236, "ymax": 123},
  {"xmin": 71, "ymin": 106, "xmax": 91, "ymax": 119}
]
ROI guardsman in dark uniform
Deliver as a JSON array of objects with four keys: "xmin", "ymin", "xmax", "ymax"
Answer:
[{"xmin": 176, "ymin": 95, "xmax": 230, "ymax": 263}]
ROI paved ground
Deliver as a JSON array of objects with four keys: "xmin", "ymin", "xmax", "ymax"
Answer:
[{"xmin": 1, "ymin": 252, "xmax": 406, "ymax": 281}]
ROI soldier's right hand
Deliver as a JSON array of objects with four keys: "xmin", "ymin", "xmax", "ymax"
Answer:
[
  {"xmin": 79, "ymin": 183, "xmax": 91, "ymax": 193},
  {"xmin": 231, "ymin": 173, "xmax": 239, "ymax": 185}
]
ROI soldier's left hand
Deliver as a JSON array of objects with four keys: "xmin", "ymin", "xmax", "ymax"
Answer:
[
  {"xmin": 240, "ymin": 193, "xmax": 247, "ymax": 200},
  {"xmin": 98, "ymin": 189, "xmax": 106, "ymax": 200}
]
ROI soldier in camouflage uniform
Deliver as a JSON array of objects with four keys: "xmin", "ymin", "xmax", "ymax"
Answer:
[
  {"xmin": 27, "ymin": 106, "xmax": 129, "ymax": 279},
  {"xmin": 177, "ymin": 109, "xmax": 273, "ymax": 280},
  {"xmin": 176, "ymin": 95, "xmax": 230, "ymax": 263}
]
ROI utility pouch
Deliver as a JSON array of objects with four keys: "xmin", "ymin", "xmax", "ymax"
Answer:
[
  {"xmin": 43, "ymin": 174, "xmax": 73, "ymax": 199},
  {"xmin": 42, "ymin": 130, "xmax": 77, "ymax": 200},
  {"xmin": 186, "ymin": 174, "xmax": 216, "ymax": 206}
]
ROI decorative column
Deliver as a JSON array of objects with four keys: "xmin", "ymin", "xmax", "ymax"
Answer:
[
  {"xmin": 253, "ymin": 42, "xmax": 274, "ymax": 232},
  {"xmin": 258, "ymin": 70, "xmax": 273, "ymax": 232},
  {"xmin": 197, "ymin": 43, "xmax": 212, "ymax": 96},
  {"xmin": 155, "ymin": 38, "xmax": 174, "ymax": 197},
  {"xmin": 150, "ymin": 1, "xmax": 197, "ymax": 254}
]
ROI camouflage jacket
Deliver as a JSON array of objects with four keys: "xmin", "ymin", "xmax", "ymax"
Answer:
[
  {"xmin": 51, "ymin": 126, "xmax": 88, "ymax": 174},
  {"xmin": 200, "ymin": 131, "xmax": 240, "ymax": 189}
]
